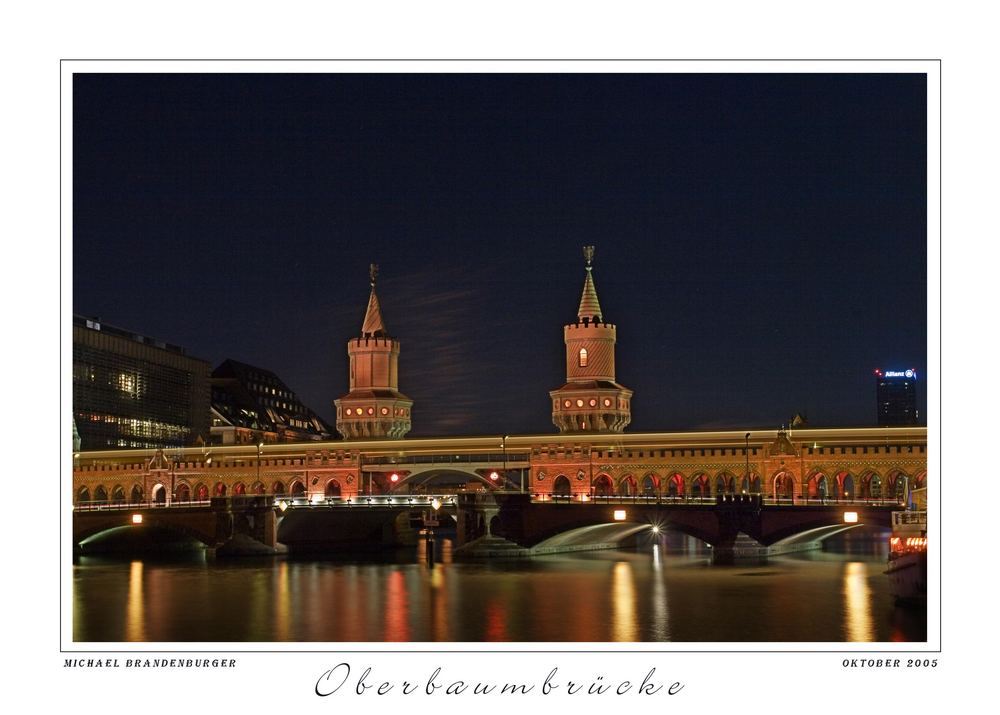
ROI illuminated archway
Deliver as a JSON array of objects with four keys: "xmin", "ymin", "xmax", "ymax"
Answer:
[
  {"xmin": 715, "ymin": 473, "xmax": 733, "ymax": 495},
  {"xmin": 272, "ymin": 481, "xmax": 286, "ymax": 495},
  {"xmin": 618, "ymin": 474, "xmax": 637, "ymax": 496},
  {"xmin": 290, "ymin": 480, "xmax": 305, "ymax": 497},
  {"xmin": 641, "ymin": 473, "xmax": 659, "ymax": 495},
  {"xmin": 251, "ymin": 482, "xmax": 266, "ymax": 495},
  {"xmin": 772, "ymin": 471, "xmax": 795, "ymax": 499},
  {"xmin": 111, "ymin": 485, "xmax": 126, "ymax": 504},
  {"xmin": 77, "ymin": 486, "xmax": 90, "ymax": 505},
  {"xmin": 553, "ymin": 475, "xmax": 571, "ymax": 496},
  {"xmin": 233, "ymin": 482, "xmax": 247, "ymax": 496},
  {"xmin": 325, "ymin": 479, "xmax": 342, "ymax": 497},
  {"xmin": 175, "ymin": 483, "xmax": 191, "ymax": 502},
  {"xmin": 214, "ymin": 482, "xmax": 227, "ymax": 497},
  {"xmin": 152, "ymin": 484, "xmax": 167, "ymax": 504},
  {"xmin": 807, "ymin": 472, "xmax": 829, "ymax": 498},
  {"xmin": 861, "ymin": 471, "xmax": 882, "ymax": 499},
  {"xmin": 593, "ymin": 474, "xmax": 613, "ymax": 496},
  {"xmin": 835, "ymin": 472, "xmax": 855, "ymax": 500},
  {"xmin": 691, "ymin": 473, "xmax": 711, "ymax": 498},
  {"xmin": 194, "ymin": 483, "xmax": 209, "ymax": 500},
  {"xmin": 666, "ymin": 473, "xmax": 684, "ymax": 497},
  {"xmin": 94, "ymin": 485, "xmax": 108, "ymax": 504}
]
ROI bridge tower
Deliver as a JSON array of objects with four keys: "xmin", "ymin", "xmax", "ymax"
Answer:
[
  {"xmin": 549, "ymin": 246, "xmax": 632, "ymax": 433},
  {"xmin": 335, "ymin": 264, "xmax": 413, "ymax": 439}
]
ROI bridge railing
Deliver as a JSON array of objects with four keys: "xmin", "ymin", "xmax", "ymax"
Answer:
[
  {"xmin": 278, "ymin": 494, "xmax": 459, "ymax": 508},
  {"xmin": 73, "ymin": 499, "xmax": 212, "ymax": 511},
  {"xmin": 527, "ymin": 494, "xmax": 905, "ymax": 507}
]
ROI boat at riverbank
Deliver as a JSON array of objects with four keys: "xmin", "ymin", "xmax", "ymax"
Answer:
[{"xmin": 885, "ymin": 509, "xmax": 927, "ymax": 603}]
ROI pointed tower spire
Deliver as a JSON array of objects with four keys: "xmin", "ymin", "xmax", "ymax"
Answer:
[
  {"xmin": 577, "ymin": 245, "xmax": 603, "ymax": 322},
  {"xmin": 360, "ymin": 263, "xmax": 386, "ymax": 337},
  {"xmin": 550, "ymin": 245, "xmax": 632, "ymax": 435},
  {"xmin": 336, "ymin": 263, "xmax": 412, "ymax": 440}
]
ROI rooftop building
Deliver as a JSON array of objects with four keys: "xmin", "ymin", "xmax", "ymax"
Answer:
[{"xmin": 210, "ymin": 359, "xmax": 332, "ymax": 445}]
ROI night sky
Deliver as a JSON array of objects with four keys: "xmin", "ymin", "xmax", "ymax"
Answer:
[{"xmin": 73, "ymin": 73, "xmax": 927, "ymax": 436}]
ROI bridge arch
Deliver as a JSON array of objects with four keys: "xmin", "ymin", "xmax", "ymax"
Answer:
[
  {"xmin": 214, "ymin": 482, "xmax": 227, "ymax": 497},
  {"xmin": 233, "ymin": 482, "xmax": 247, "ymax": 496},
  {"xmin": 272, "ymin": 480, "xmax": 286, "ymax": 495},
  {"xmin": 913, "ymin": 470, "xmax": 926, "ymax": 490},
  {"xmin": 806, "ymin": 471, "xmax": 829, "ymax": 498},
  {"xmin": 194, "ymin": 482, "xmax": 209, "ymax": 500},
  {"xmin": 740, "ymin": 473, "xmax": 761, "ymax": 494},
  {"xmin": 75, "ymin": 520, "xmax": 217, "ymax": 550},
  {"xmin": 94, "ymin": 485, "xmax": 108, "ymax": 504},
  {"xmin": 593, "ymin": 474, "xmax": 613, "ymax": 496},
  {"xmin": 325, "ymin": 479, "xmax": 342, "ymax": 497},
  {"xmin": 77, "ymin": 486, "xmax": 90, "ymax": 504},
  {"xmin": 860, "ymin": 470, "xmax": 883, "ymax": 499},
  {"xmin": 834, "ymin": 471, "xmax": 855, "ymax": 499},
  {"xmin": 553, "ymin": 475, "xmax": 571, "ymax": 496},
  {"xmin": 617, "ymin": 474, "xmax": 637, "ymax": 496},
  {"xmin": 175, "ymin": 482, "xmax": 191, "ymax": 502},
  {"xmin": 886, "ymin": 469, "xmax": 910, "ymax": 499},
  {"xmin": 251, "ymin": 481, "xmax": 266, "ymax": 495},
  {"xmin": 290, "ymin": 480, "xmax": 305, "ymax": 497},
  {"xmin": 715, "ymin": 472, "xmax": 736, "ymax": 495},
  {"xmin": 772, "ymin": 470, "xmax": 795, "ymax": 499},
  {"xmin": 152, "ymin": 483, "xmax": 167, "ymax": 505},
  {"xmin": 641, "ymin": 473, "xmax": 660, "ymax": 495},
  {"xmin": 666, "ymin": 472, "xmax": 685, "ymax": 497},
  {"xmin": 386, "ymin": 467, "xmax": 501, "ymax": 494},
  {"xmin": 111, "ymin": 485, "xmax": 126, "ymax": 504},
  {"xmin": 691, "ymin": 472, "xmax": 711, "ymax": 498},
  {"xmin": 130, "ymin": 484, "xmax": 144, "ymax": 503}
]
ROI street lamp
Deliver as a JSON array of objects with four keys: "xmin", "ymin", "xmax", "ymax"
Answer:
[
  {"xmin": 501, "ymin": 435, "xmax": 508, "ymax": 491},
  {"xmin": 256, "ymin": 438, "xmax": 264, "ymax": 496},
  {"xmin": 426, "ymin": 497, "xmax": 442, "ymax": 567},
  {"xmin": 744, "ymin": 432, "xmax": 751, "ymax": 498}
]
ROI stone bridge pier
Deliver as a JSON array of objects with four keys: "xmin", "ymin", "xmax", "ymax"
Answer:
[{"xmin": 455, "ymin": 492, "xmax": 503, "ymax": 545}]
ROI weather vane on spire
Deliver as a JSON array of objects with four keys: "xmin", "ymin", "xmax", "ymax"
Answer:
[
  {"xmin": 583, "ymin": 245, "xmax": 595, "ymax": 269},
  {"xmin": 369, "ymin": 263, "xmax": 379, "ymax": 287}
]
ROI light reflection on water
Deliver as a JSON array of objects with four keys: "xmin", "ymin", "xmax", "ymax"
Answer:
[
  {"xmin": 73, "ymin": 533, "xmax": 925, "ymax": 643},
  {"xmin": 844, "ymin": 561, "xmax": 875, "ymax": 642}
]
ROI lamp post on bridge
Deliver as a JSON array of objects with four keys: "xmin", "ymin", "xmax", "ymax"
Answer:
[
  {"xmin": 256, "ymin": 436, "xmax": 264, "ymax": 498},
  {"xmin": 502, "ymin": 434, "xmax": 508, "ymax": 491},
  {"xmin": 744, "ymin": 432, "xmax": 751, "ymax": 500}
]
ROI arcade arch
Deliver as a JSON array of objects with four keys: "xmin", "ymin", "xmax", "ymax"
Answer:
[
  {"xmin": 641, "ymin": 473, "xmax": 659, "ymax": 496},
  {"xmin": 618, "ymin": 474, "xmax": 637, "ymax": 496},
  {"xmin": 593, "ymin": 474, "xmax": 613, "ymax": 496}
]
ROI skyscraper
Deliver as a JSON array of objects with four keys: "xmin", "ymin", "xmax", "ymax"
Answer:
[{"xmin": 874, "ymin": 368, "xmax": 918, "ymax": 426}]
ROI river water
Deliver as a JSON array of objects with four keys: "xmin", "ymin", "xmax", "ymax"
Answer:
[{"xmin": 72, "ymin": 532, "xmax": 926, "ymax": 643}]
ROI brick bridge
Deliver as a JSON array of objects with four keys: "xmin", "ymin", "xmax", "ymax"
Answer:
[
  {"xmin": 73, "ymin": 492, "xmax": 895, "ymax": 561},
  {"xmin": 456, "ymin": 493, "xmax": 896, "ymax": 561}
]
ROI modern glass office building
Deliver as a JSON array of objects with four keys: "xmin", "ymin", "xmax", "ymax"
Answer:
[{"xmin": 72, "ymin": 315, "xmax": 211, "ymax": 450}]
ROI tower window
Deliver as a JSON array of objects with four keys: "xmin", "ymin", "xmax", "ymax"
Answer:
[{"xmin": 579, "ymin": 348, "xmax": 588, "ymax": 367}]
